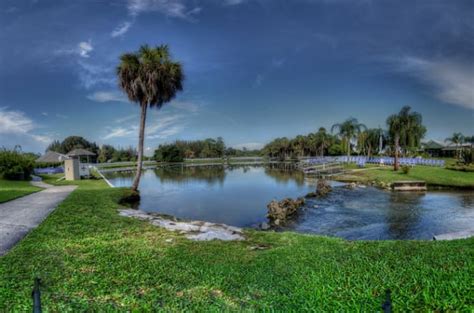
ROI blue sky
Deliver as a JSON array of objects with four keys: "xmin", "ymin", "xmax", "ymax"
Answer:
[{"xmin": 0, "ymin": 0, "xmax": 473, "ymax": 154}]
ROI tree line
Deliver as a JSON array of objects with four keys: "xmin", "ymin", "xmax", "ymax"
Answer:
[
  {"xmin": 45, "ymin": 107, "xmax": 472, "ymax": 171},
  {"xmin": 262, "ymin": 106, "xmax": 427, "ymax": 165},
  {"xmin": 46, "ymin": 136, "xmax": 138, "ymax": 163}
]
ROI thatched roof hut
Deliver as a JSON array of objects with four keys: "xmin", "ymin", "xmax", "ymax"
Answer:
[
  {"xmin": 67, "ymin": 149, "xmax": 96, "ymax": 157},
  {"xmin": 67, "ymin": 149, "xmax": 96, "ymax": 163},
  {"xmin": 36, "ymin": 151, "xmax": 69, "ymax": 163}
]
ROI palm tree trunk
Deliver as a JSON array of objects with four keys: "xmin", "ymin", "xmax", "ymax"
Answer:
[
  {"xmin": 132, "ymin": 102, "xmax": 148, "ymax": 191},
  {"xmin": 394, "ymin": 134, "xmax": 400, "ymax": 171},
  {"xmin": 347, "ymin": 138, "xmax": 350, "ymax": 157}
]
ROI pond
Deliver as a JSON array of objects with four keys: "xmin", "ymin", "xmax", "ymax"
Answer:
[{"xmin": 105, "ymin": 165, "xmax": 474, "ymax": 240}]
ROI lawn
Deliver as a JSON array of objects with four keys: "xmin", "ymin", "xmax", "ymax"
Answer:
[
  {"xmin": 0, "ymin": 178, "xmax": 472, "ymax": 311},
  {"xmin": 339, "ymin": 165, "xmax": 474, "ymax": 189},
  {"xmin": 0, "ymin": 179, "xmax": 42, "ymax": 203}
]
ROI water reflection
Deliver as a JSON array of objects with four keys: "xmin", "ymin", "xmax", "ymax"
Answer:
[
  {"xmin": 154, "ymin": 165, "xmax": 226, "ymax": 186},
  {"xmin": 105, "ymin": 165, "xmax": 474, "ymax": 240},
  {"xmin": 385, "ymin": 192, "xmax": 423, "ymax": 239},
  {"xmin": 264, "ymin": 165, "xmax": 305, "ymax": 186}
]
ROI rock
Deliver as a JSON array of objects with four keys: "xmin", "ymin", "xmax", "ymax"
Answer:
[
  {"xmin": 345, "ymin": 182, "xmax": 357, "ymax": 189},
  {"xmin": 119, "ymin": 209, "xmax": 244, "ymax": 241},
  {"xmin": 259, "ymin": 222, "xmax": 271, "ymax": 230},
  {"xmin": 306, "ymin": 179, "xmax": 332, "ymax": 198},
  {"xmin": 267, "ymin": 197, "xmax": 305, "ymax": 226},
  {"xmin": 315, "ymin": 179, "xmax": 332, "ymax": 197}
]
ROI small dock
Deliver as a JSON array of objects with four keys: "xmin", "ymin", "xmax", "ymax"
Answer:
[
  {"xmin": 392, "ymin": 181, "xmax": 427, "ymax": 191},
  {"xmin": 298, "ymin": 161, "xmax": 345, "ymax": 177}
]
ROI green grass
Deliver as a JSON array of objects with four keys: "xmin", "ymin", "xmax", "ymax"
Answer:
[
  {"xmin": 340, "ymin": 165, "xmax": 474, "ymax": 188},
  {"xmin": 0, "ymin": 179, "xmax": 42, "ymax": 203},
  {"xmin": 0, "ymin": 179, "xmax": 472, "ymax": 311}
]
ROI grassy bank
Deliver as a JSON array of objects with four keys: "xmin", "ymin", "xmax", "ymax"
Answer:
[
  {"xmin": 0, "ymin": 179, "xmax": 42, "ymax": 203},
  {"xmin": 338, "ymin": 165, "xmax": 474, "ymax": 189},
  {"xmin": 0, "ymin": 178, "xmax": 472, "ymax": 311}
]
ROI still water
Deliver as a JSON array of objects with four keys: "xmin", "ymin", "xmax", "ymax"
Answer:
[{"xmin": 105, "ymin": 165, "xmax": 474, "ymax": 240}]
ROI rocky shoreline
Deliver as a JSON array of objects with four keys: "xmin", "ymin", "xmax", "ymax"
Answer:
[{"xmin": 119, "ymin": 209, "xmax": 244, "ymax": 241}]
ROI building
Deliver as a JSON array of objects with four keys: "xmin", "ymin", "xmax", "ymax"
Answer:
[
  {"xmin": 66, "ymin": 149, "xmax": 96, "ymax": 163},
  {"xmin": 36, "ymin": 151, "xmax": 69, "ymax": 163},
  {"xmin": 421, "ymin": 140, "xmax": 471, "ymax": 158}
]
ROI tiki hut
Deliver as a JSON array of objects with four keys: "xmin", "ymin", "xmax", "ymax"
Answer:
[
  {"xmin": 36, "ymin": 151, "xmax": 69, "ymax": 163},
  {"xmin": 67, "ymin": 148, "xmax": 96, "ymax": 163}
]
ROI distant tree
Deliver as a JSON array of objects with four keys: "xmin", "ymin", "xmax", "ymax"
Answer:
[
  {"xmin": 154, "ymin": 144, "xmax": 184, "ymax": 162},
  {"xmin": 358, "ymin": 128, "xmax": 383, "ymax": 157},
  {"xmin": 111, "ymin": 146, "xmax": 137, "ymax": 162},
  {"xmin": 314, "ymin": 127, "xmax": 332, "ymax": 157},
  {"xmin": 46, "ymin": 136, "xmax": 98, "ymax": 155},
  {"xmin": 387, "ymin": 106, "xmax": 425, "ymax": 171},
  {"xmin": 46, "ymin": 140, "xmax": 61, "ymax": 153},
  {"xmin": 97, "ymin": 144, "xmax": 116, "ymax": 163},
  {"xmin": 117, "ymin": 44, "xmax": 184, "ymax": 191},
  {"xmin": 331, "ymin": 118, "xmax": 367, "ymax": 156},
  {"xmin": 445, "ymin": 132, "xmax": 465, "ymax": 159}
]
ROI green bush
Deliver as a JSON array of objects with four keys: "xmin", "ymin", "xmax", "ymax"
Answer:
[
  {"xmin": 0, "ymin": 147, "xmax": 35, "ymax": 180},
  {"xmin": 154, "ymin": 144, "xmax": 184, "ymax": 162},
  {"xmin": 460, "ymin": 148, "xmax": 473, "ymax": 165},
  {"xmin": 401, "ymin": 165, "xmax": 410, "ymax": 174},
  {"xmin": 446, "ymin": 164, "xmax": 474, "ymax": 172}
]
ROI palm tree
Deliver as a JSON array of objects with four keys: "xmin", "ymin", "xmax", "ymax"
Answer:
[
  {"xmin": 331, "ymin": 118, "xmax": 366, "ymax": 156},
  {"xmin": 445, "ymin": 132, "xmax": 465, "ymax": 159},
  {"xmin": 387, "ymin": 106, "xmax": 425, "ymax": 171},
  {"xmin": 358, "ymin": 128, "xmax": 383, "ymax": 157},
  {"xmin": 117, "ymin": 45, "xmax": 184, "ymax": 191},
  {"xmin": 314, "ymin": 127, "xmax": 331, "ymax": 156}
]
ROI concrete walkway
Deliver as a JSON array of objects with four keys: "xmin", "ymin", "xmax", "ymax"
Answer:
[{"xmin": 0, "ymin": 181, "xmax": 76, "ymax": 256}]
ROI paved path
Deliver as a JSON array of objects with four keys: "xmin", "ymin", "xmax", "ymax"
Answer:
[{"xmin": 0, "ymin": 181, "xmax": 76, "ymax": 256}]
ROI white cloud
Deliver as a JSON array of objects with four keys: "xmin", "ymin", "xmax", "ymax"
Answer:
[
  {"xmin": 395, "ymin": 56, "xmax": 474, "ymax": 110},
  {"xmin": 103, "ymin": 113, "xmax": 184, "ymax": 140},
  {"xmin": 54, "ymin": 40, "xmax": 93, "ymax": 58},
  {"xmin": 115, "ymin": 114, "xmax": 137, "ymax": 123},
  {"xmin": 224, "ymin": 0, "xmax": 246, "ymax": 5},
  {"xmin": 0, "ymin": 107, "xmax": 35, "ymax": 134},
  {"xmin": 253, "ymin": 74, "xmax": 264, "ymax": 87},
  {"xmin": 103, "ymin": 127, "xmax": 135, "ymax": 139},
  {"xmin": 170, "ymin": 100, "xmax": 199, "ymax": 112},
  {"xmin": 0, "ymin": 107, "xmax": 51, "ymax": 145},
  {"xmin": 87, "ymin": 91, "xmax": 128, "ymax": 103},
  {"xmin": 78, "ymin": 40, "xmax": 93, "ymax": 58},
  {"xmin": 55, "ymin": 113, "xmax": 68, "ymax": 119},
  {"xmin": 232, "ymin": 142, "xmax": 264, "ymax": 150},
  {"xmin": 77, "ymin": 61, "xmax": 115, "ymax": 89},
  {"xmin": 127, "ymin": 0, "xmax": 201, "ymax": 20},
  {"xmin": 111, "ymin": 22, "xmax": 132, "ymax": 37},
  {"xmin": 271, "ymin": 57, "xmax": 285, "ymax": 68}
]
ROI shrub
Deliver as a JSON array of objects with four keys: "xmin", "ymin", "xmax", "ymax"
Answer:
[
  {"xmin": 154, "ymin": 144, "xmax": 184, "ymax": 162},
  {"xmin": 460, "ymin": 148, "xmax": 473, "ymax": 165},
  {"xmin": 0, "ymin": 147, "xmax": 35, "ymax": 180},
  {"xmin": 401, "ymin": 165, "xmax": 410, "ymax": 174}
]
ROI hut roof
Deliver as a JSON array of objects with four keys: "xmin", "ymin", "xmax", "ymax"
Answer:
[
  {"xmin": 67, "ymin": 148, "xmax": 96, "ymax": 157},
  {"xmin": 442, "ymin": 143, "xmax": 471, "ymax": 151},
  {"xmin": 36, "ymin": 151, "xmax": 69, "ymax": 163},
  {"xmin": 422, "ymin": 140, "xmax": 444, "ymax": 150}
]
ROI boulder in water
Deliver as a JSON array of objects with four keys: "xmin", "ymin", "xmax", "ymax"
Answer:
[
  {"xmin": 267, "ymin": 197, "xmax": 305, "ymax": 226},
  {"xmin": 344, "ymin": 182, "xmax": 357, "ymax": 189},
  {"xmin": 306, "ymin": 179, "xmax": 332, "ymax": 198}
]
